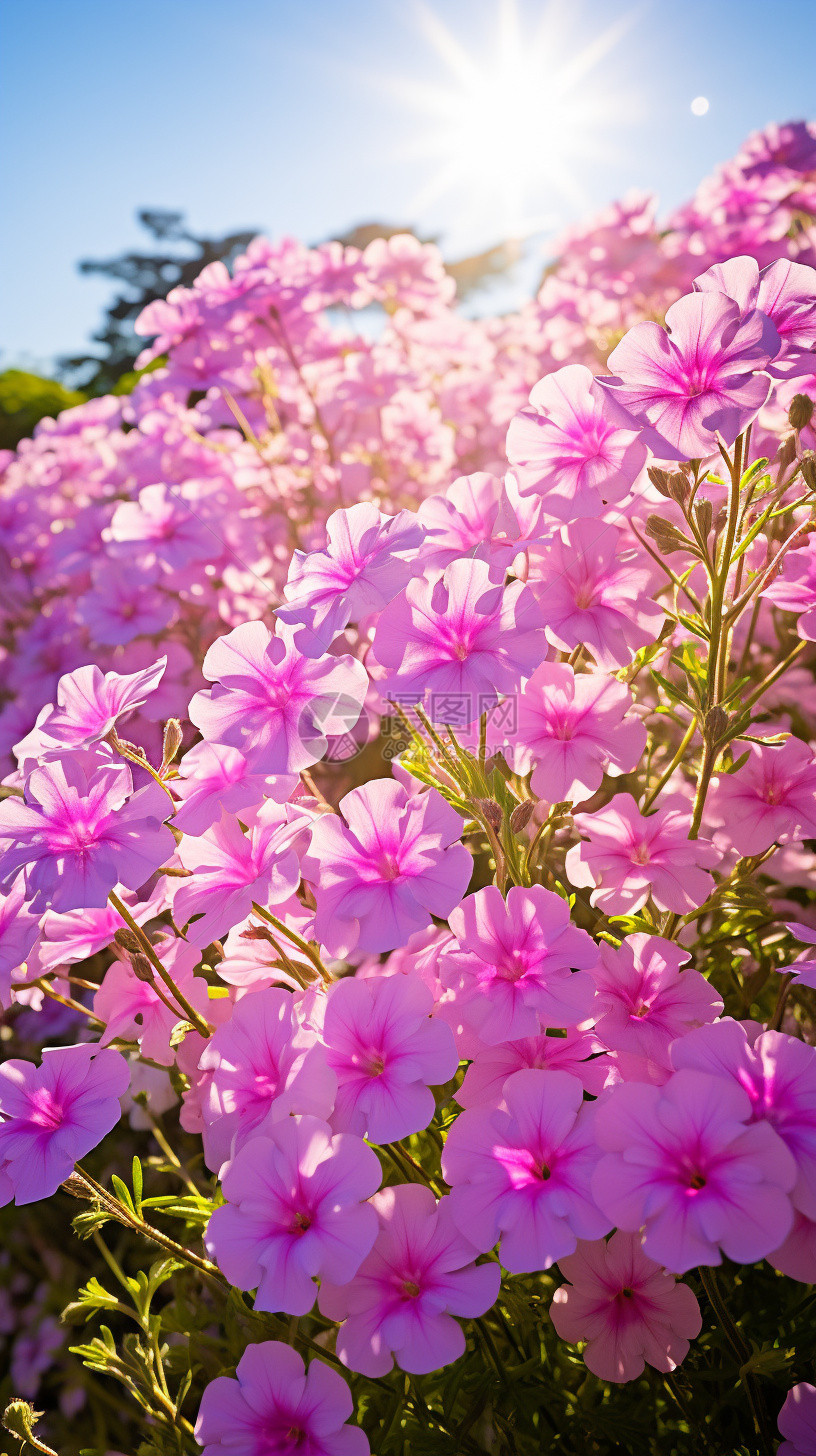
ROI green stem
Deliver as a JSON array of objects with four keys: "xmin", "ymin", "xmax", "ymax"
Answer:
[
  {"xmin": 251, "ymin": 903, "xmax": 332, "ymax": 984},
  {"xmin": 771, "ymin": 972, "xmax": 795, "ymax": 1031},
  {"xmin": 33, "ymin": 978, "xmax": 103, "ymax": 1027},
  {"xmin": 143, "ymin": 1110, "xmax": 204, "ymax": 1198},
  {"xmin": 74, "ymin": 1166, "xmax": 224, "ymax": 1289},
  {"xmin": 109, "ymin": 735, "xmax": 177, "ymax": 807},
  {"xmin": 698, "ymin": 1266, "xmax": 772, "ymax": 1456},
  {"xmin": 740, "ymin": 638, "xmax": 808, "ymax": 716},
  {"xmin": 108, "ymin": 893, "xmax": 213, "ymax": 1036},
  {"xmin": 642, "ymin": 718, "xmax": 696, "ymax": 811}
]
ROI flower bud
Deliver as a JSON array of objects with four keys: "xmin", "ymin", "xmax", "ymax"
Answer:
[
  {"xmin": 131, "ymin": 953, "xmax": 155, "ymax": 984},
  {"xmin": 114, "ymin": 927, "xmax": 142, "ymax": 953},
  {"xmin": 801, "ymin": 451, "xmax": 816, "ymax": 491},
  {"xmin": 117, "ymin": 737, "xmax": 148, "ymax": 761},
  {"xmin": 509, "ymin": 800, "xmax": 536, "ymax": 834},
  {"xmin": 789, "ymin": 394, "xmax": 814, "ymax": 432},
  {"xmin": 774, "ymin": 434, "xmax": 796, "ymax": 471},
  {"xmin": 161, "ymin": 718, "xmax": 184, "ymax": 769},
  {"xmin": 645, "ymin": 515, "xmax": 692, "ymax": 555},
  {"xmin": 240, "ymin": 923, "xmax": 277, "ymax": 944},
  {"xmin": 475, "ymin": 798, "xmax": 503, "ymax": 832}
]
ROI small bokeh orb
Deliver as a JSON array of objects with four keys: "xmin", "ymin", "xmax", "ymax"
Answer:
[{"xmin": 691, "ymin": 96, "xmax": 710, "ymax": 116}]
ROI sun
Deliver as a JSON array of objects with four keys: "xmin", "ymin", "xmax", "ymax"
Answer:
[{"xmin": 386, "ymin": 0, "xmax": 643, "ymax": 243}]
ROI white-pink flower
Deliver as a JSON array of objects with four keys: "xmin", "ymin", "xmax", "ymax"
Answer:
[
  {"xmin": 440, "ymin": 885, "xmax": 596, "ymax": 1044},
  {"xmin": 319, "ymin": 1184, "xmax": 500, "ymax": 1376},
  {"xmin": 709, "ymin": 738, "xmax": 816, "ymax": 856},
  {"xmin": 566, "ymin": 794, "xmax": 718, "ymax": 915},
  {"xmin": 512, "ymin": 664, "xmax": 647, "ymax": 804},
  {"xmin": 506, "ymin": 364, "xmax": 646, "ymax": 520},
  {"xmin": 550, "ymin": 1231, "xmax": 702, "ymax": 1383},
  {"xmin": 173, "ymin": 805, "xmax": 303, "ymax": 948},
  {"xmin": 528, "ymin": 520, "xmax": 664, "ymax": 669},
  {"xmin": 189, "ymin": 620, "xmax": 368, "ymax": 776},
  {"xmin": 442, "ymin": 1069, "xmax": 611, "ymax": 1272}
]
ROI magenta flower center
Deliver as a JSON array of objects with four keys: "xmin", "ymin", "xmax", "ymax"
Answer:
[
  {"xmin": 498, "ymin": 1145, "xmax": 553, "ymax": 1188},
  {"xmin": 550, "ymin": 710, "xmax": 576, "ymax": 741},
  {"xmin": 48, "ymin": 810, "xmax": 107, "ymax": 856},
  {"xmin": 630, "ymin": 841, "xmax": 651, "ymax": 866},
  {"xmin": 289, "ymin": 1211, "xmax": 313, "ymax": 1236},
  {"xmin": 251, "ymin": 1071, "xmax": 281, "ymax": 1104},
  {"xmin": 677, "ymin": 1155, "xmax": 708, "ymax": 1193},
  {"xmin": 377, "ymin": 851, "xmax": 402, "ymax": 881},
  {"xmin": 496, "ymin": 950, "xmax": 530, "ymax": 983},
  {"xmin": 26, "ymin": 1088, "xmax": 65, "ymax": 1131},
  {"xmin": 263, "ymin": 679, "xmax": 291, "ymax": 709}
]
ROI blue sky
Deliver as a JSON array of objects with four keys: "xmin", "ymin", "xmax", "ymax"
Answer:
[{"xmin": 2, "ymin": 0, "xmax": 815, "ymax": 367}]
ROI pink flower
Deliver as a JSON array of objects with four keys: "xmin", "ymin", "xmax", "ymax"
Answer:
[
  {"xmin": 528, "ymin": 520, "xmax": 664, "ymax": 669},
  {"xmin": 604, "ymin": 289, "xmax": 777, "ymax": 459},
  {"xmin": 195, "ymin": 1341, "xmax": 369, "ymax": 1456},
  {"xmin": 77, "ymin": 560, "xmax": 176, "ymax": 646},
  {"xmin": 0, "ymin": 883, "xmax": 40, "ymax": 1007},
  {"xmin": 442, "ymin": 1070, "xmax": 611, "ymax": 1272},
  {"xmin": 320, "ymin": 973, "xmax": 458, "ymax": 1143},
  {"xmin": 769, "ymin": 1209, "xmax": 816, "ymax": 1285},
  {"xmin": 302, "ymin": 781, "xmax": 471, "ymax": 959},
  {"xmin": 592, "ymin": 1068, "xmax": 797, "ymax": 1272},
  {"xmin": 215, "ymin": 897, "xmax": 315, "ymax": 993},
  {"xmin": 417, "ymin": 472, "xmax": 509, "ymax": 572},
  {"xmin": 439, "ymin": 885, "xmax": 597, "ymax": 1044},
  {"xmin": 457, "ymin": 1030, "xmax": 610, "ymax": 1107},
  {"xmin": 566, "ymin": 793, "xmax": 718, "ymax": 915},
  {"xmin": 173, "ymin": 805, "xmax": 303, "ymax": 948},
  {"xmin": 778, "ymin": 1384, "xmax": 816, "ymax": 1456},
  {"xmin": 278, "ymin": 502, "xmax": 422, "ymax": 653},
  {"xmin": 671, "ymin": 1019, "xmax": 816, "ymax": 1222},
  {"xmin": 0, "ymin": 1044, "xmax": 130, "ymax": 1204},
  {"xmin": 14, "ymin": 658, "xmax": 167, "ymax": 767},
  {"xmin": 506, "ymin": 365, "xmax": 646, "ymax": 520},
  {"xmin": 197, "ymin": 988, "xmax": 336, "ymax": 1171},
  {"xmin": 189, "ymin": 620, "xmax": 368, "ymax": 775},
  {"xmin": 512, "ymin": 664, "xmax": 647, "ymax": 804},
  {"xmin": 108, "ymin": 483, "xmax": 217, "ymax": 571},
  {"xmin": 0, "ymin": 751, "xmax": 174, "ymax": 913},
  {"xmin": 171, "ymin": 742, "xmax": 295, "ymax": 837},
  {"xmin": 319, "ymin": 1184, "xmax": 500, "ymax": 1376},
  {"xmin": 204, "ymin": 1117, "xmax": 380, "ymax": 1315},
  {"xmin": 371, "ymin": 556, "xmax": 547, "ymax": 724},
  {"xmin": 694, "ymin": 255, "xmax": 816, "ymax": 378},
  {"xmin": 762, "ymin": 538, "xmax": 816, "ymax": 641},
  {"xmin": 94, "ymin": 939, "xmax": 211, "ymax": 1066},
  {"xmin": 778, "ymin": 920, "xmax": 816, "ymax": 991},
  {"xmin": 709, "ymin": 739, "xmax": 816, "ymax": 856},
  {"xmin": 550, "ymin": 1231, "xmax": 702, "ymax": 1383},
  {"xmin": 33, "ymin": 898, "xmax": 152, "ymax": 974},
  {"xmin": 588, "ymin": 934, "xmax": 722, "ymax": 1071}
]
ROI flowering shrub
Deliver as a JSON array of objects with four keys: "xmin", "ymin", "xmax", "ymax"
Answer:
[{"xmin": 3, "ymin": 120, "xmax": 816, "ymax": 1456}]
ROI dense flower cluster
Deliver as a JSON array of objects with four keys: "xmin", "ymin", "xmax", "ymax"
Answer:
[{"xmin": 2, "ymin": 120, "xmax": 816, "ymax": 1456}]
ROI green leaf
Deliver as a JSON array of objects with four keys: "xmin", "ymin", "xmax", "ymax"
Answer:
[
  {"xmin": 111, "ymin": 1174, "xmax": 136, "ymax": 1214},
  {"xmin": 132, "ymin": 1155, "xmax": 144, "ymax": 1215}
]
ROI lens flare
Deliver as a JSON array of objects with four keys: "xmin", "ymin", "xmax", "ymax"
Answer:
[{"xmin": 385, "ymin": 0, "xmax": 644, "ymax": 239}]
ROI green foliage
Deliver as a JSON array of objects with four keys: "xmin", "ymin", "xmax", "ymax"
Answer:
[{"xmin": 0, "ymin": 368, "xmax": 85, "ymax": 449}]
